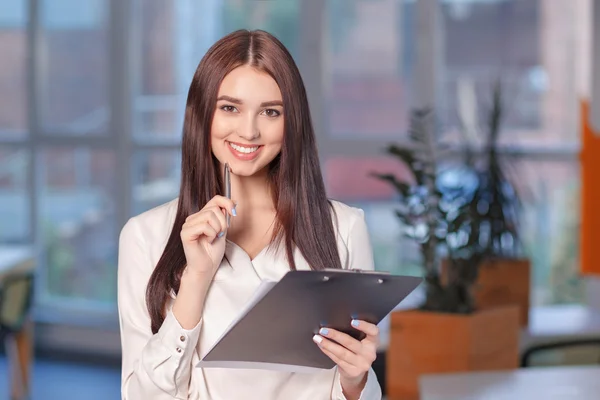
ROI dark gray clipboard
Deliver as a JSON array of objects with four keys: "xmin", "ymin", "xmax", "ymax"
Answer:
[{"xmin": 198, "ymin": 269, "xmax": 422, "ymax": 371}]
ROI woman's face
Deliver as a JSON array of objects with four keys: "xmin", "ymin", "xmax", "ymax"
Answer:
[{"xmin": 210, "ymin": 65, "xmax": 284, "ymax": 177}]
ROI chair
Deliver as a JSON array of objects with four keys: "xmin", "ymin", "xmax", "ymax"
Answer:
[
  {"xmin": 521, "ymin": 339, "xmax": 600, "ymax": 367},
  {"xmin": 0, "ymin": 271, "xmax": 35, "ymax": 400}
]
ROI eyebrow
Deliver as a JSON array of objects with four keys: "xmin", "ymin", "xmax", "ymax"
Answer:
[{"xmin": 217, "ymin": 95, "xmax": 283, "ymax": 108}]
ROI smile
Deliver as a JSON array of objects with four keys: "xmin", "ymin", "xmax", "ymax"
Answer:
[
  {"xmin": 228, "ymin": 142, "xmax": 260, "ymax": 153},
  {"xmin": 227, "ymin": 141, "xmax": 263, "ymax": 161}
]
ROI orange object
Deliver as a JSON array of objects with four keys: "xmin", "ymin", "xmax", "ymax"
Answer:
[
  {"xmin": 580, "ymin": 100, "xmax": 600, "ymax": 275},
  {"xmin": 386, "ymin": 306, "xmax": 520, "ymax": 400}
]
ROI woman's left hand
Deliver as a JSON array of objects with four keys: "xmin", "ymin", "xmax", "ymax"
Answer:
[{"xmin": 313, "ymin": 319, "xmax": 379, "ymax": 398}]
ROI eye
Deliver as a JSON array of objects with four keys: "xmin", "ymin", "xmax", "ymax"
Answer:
[
  {"xmin": 220, "ymin": 105, "xmax": 238, "ymax": 113},
  {"xmin": 262, "ymin": 109, "xmax": 281, "ymax": 118}
]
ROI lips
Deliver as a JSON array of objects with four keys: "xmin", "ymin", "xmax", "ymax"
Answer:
[{"xmin": 227, "ymin": 141, "xmax": 263, "ymax": 161}]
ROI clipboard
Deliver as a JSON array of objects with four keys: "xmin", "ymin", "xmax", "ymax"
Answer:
[{"xmin": 197, "ymin": 269, "xmax": 422, "ymax": 373}]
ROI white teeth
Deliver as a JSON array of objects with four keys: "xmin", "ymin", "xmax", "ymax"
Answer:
[{"xmin": 229, "ymin": 142, "xmax": 259, "ymax": 154}]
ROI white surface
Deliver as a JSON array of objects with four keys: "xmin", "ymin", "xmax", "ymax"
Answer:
[
  {"xmin": 420, "ymin": 365, "xmax": 600, "ymax": 400},
  {"xmin": 0, "ymin": 245, "xmax": 35, "ymax": 274}
]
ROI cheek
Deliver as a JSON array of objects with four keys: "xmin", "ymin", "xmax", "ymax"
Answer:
[
  {"xmin": 210, "ymin": 114, "xmax": 231, "ymax": 141},
  {"xmin": 261, "ymin": 119, "xmax": 285, "ymax": 147}
]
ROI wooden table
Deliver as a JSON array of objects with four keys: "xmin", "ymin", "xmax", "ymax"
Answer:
[
  {"xmin": 419, "ymin": 365, "xmax": 600, "ymax": 399},
  {"xmin": 0, "ymin": 246, "xmax": 36, "ymax": 400}
]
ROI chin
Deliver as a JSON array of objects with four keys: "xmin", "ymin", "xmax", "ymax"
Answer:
[{"xmin": 226, "ymin": 159, "xmax": 271, "ymax": 177}]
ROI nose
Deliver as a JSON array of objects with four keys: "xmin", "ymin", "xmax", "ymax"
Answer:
[{"xmin": 237, "ymin": 114, "xmax": 260, "ymax": 141}]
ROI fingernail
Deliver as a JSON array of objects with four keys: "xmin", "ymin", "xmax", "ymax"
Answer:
[
  {"xmin": 351, "ymin": 320, "xmax": 360, "ymax": 327},
  {"xmin": 232, "ymin": 205, "xmax": 237, "ymax": 216},
  {"xmin": 218, "ymin": 231, "xmax": 224, "ymax": 238},
  {"xmin": 319, "ymin": 327, "xmax": 329, "ymax": 336},
  {"xmin": 312, "ymin": 335, "xmax": 323, "ymax": 344}
]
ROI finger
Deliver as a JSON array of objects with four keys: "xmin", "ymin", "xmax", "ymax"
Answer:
[
  {"xmin": 210, "ymin": 207, "xmax": 228, "ymax": 232},
  {"xmin": 351, "ymin": 320, "xmax": 379, "ymax": 342},
  {"xmin": 313, "ymin": 335, "xmax": 360, "ymax": 366},
  {"xmin": 318, "ymin": 327, "xmax": 362, "ymax": 354},
  {"xmin": 186, "ymin": 207, "xmax": 227, "ymax": 235},
  {"xmin": 206, "ymin": 195, "xmax": 237, "ymax": 217},
  {"xmin": 186, "ymin": 216, "xmax": 226, "ymax": 243},
  {"xmin": 180, "ymin": 223, "xmax": 218, "ymax": 243},
  {"xmin": 319, "ymin": 345, "xmax": 355, "ymax": 372}
]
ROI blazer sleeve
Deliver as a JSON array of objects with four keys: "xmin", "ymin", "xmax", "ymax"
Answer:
[
  {"xmin": 117, "ymin": 217, "xmax": 202, "ymax": 399},
  {"xmin": 331, "ymin": 208, "xmax": 383, "ymax": 400}
]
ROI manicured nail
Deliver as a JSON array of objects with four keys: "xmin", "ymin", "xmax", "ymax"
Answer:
[
  {"xmin": 351, "ymin": 320, "xmax": 360, "ymax": 327},
  {"xmin": 312, "ymin": 335, "xmax": 323, "ymax": 344},
  {"xmin": 319, "ymin": 328, "xmax": 329, "ymax": 336},
  {"xmin": 232, "ymin": 205, "xmax": 237, "ymax": 216},
  {"xmin": 218, "ymin": 231, "xmax": 224, "ymax": 238}
]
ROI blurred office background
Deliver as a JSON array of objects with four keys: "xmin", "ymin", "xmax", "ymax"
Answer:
[{"xmin": 1, "ymin": 0, "xmax": 599, "ymax": 399}]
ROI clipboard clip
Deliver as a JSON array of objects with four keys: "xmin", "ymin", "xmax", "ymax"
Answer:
[{"xmin": 321, "ymin": 268, "xmax": 389, "ymax": 283}]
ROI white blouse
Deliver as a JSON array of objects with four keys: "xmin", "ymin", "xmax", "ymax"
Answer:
[{"xmin": 117, "ymin": 198, "xmax": 382, "ymax": 400}]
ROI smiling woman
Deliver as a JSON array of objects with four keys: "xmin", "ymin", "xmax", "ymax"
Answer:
[
  {"xmin": 211, "ymin": 66, "xmax": 285, "ymax": 170},
  {"xmin": 117, "ymin": 29, "xmax": 382, "ymax": 400}
]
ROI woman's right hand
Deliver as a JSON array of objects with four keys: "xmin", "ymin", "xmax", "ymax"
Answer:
[{"xmin": 180, "ymin": 195, "xmax": 236, "ymax": 277}]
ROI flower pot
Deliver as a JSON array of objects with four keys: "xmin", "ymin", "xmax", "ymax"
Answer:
[
  {"xmin": 386, "ymin": 305, "xmax": 520, "ymax": 400},
  {"xmin": 441, "ymin": 257, "xmax": 531, "ymax": 327}
]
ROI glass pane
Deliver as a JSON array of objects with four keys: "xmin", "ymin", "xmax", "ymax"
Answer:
[
  {"xmin": 325, "ymin": 157, "xmax": 413, "ymax": 201},
  {"xmin": 132, "ymin": 150, "xmax": 181, "ymax": 216},
  {"xmin": 132, "ymin": 0, "xmax": 300, "ymax": 140},
  {"xmin": 222, "ymin": 0, "xmax": 300, "ymax": 57},
  {"xmin": 40, "ymin": 0, "xmax": 109, "ymax": 134},
  {"xmin": 0, "ymin": 147, "xmax": 29, "ymax": 243},
  {"xmin": 325, "ymin": 156, "xmax": 583, "ymax": 306},
  {"xmin": 515, "ymin": 159, "xmax": 583, "ymax": 306},
  {"xmin": 324, "ymin": 157, "xmax": 422, "ymax": 277},
  {"xmin": 441, "ymin": 0, "xmax": 589, "ymax": 146},
  {"xmin": 324, "ymin": 0, "xmax": 414, "ymax": 138},
  {"xmin": 39, "ymin": 148, "xmax": 117, "ymax": 304},
  {"xmin": 0, "ymin": 0, "xmax": 27, "ymax": 138}
]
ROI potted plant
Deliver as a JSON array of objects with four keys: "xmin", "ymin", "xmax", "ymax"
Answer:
[
  {"xmin": 371, "ymin": 107, "xmax": 520, "ymax": 400},
  {"xmin": 447, "ymin": 80, "xmax": 531, "ymax": 327}
]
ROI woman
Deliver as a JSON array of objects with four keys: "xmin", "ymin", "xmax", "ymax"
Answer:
[{"xmin": 118, "ymin": 29, "xmax": 382, "ymax": 400}]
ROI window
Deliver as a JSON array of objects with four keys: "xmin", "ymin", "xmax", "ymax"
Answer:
[
  {"xmin": 321, "ymin": 0, "xmax": 591, "ymax": 307},
  {"xmin": 325, "ymin": 0, "xmax": 415, "ymax": 138},
  {"xmin": 40, "ymin": 0, "xmax": 109, "ymax": 135},
  {"xmin": 0, "ymin": 0, "xmax": 27, "ymax": 138},
  {"xmin": 439, "ymin": 0, "xmax": 588, "ymax": 305},
  {"xmin": 40, "ymin": 148, "xmax": 117, "ymax": 303},
  {"xmin": 1, "ymin": 0, "xmax": 593, "ymax": 330},
  {"xmin": 0, "ymin": 147, "xmax": 29, "ymax": 242}
]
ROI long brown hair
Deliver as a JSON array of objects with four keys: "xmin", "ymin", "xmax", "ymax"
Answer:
[{"xmin": 146, "ymin": 29, "xmax": 342, "ymax": 333}]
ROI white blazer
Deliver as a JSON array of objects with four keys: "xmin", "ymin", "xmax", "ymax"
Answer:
[{"xmin": 117, "ymin": 198, "xmax": 382, "ymax": 400}]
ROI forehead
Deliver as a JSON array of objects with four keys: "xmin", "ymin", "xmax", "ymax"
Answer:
[{"xmin": 218, "ymin": 65, "xmax": 282, "ymax": 101}]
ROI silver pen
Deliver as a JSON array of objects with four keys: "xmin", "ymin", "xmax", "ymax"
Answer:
[{"xmin": 224, "ymin": 163, "xmax": 231, "ymax": 227}]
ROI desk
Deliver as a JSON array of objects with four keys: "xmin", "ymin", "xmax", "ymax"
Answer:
[
  {"xmin": 419, "ymin": 365, "xmax": 600, "ymax": 399},
  {"xmin": 0, "ymin": 246, "xmax": 36, "ymax": 400}
]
